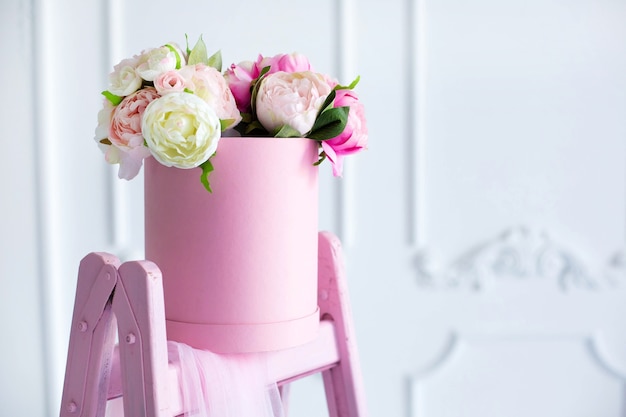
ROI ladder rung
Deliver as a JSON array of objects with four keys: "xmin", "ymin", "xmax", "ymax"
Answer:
[{"xmin": 107, "ymin": 320, "xmax": 340, "ymax": 414}]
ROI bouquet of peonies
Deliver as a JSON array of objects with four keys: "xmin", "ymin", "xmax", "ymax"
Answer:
[{"xmin": 95, "ymin": 36, "xmax": 367, "ymax": 191}]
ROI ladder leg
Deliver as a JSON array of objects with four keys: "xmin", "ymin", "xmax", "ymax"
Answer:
[
  {"xmin": 317, "ymin": 232, "xmax": 368, "ymax": 417},
  {"xmin": 278, "ymin": 383, "xmax": 291, "ymax": 416},
  {"xmin": 60, "ymin": 253, "xmax": 119, "ymax": 417},
  {"xmin": 113, "ymin": 260, "xmax": 170, "ymax": 417}
]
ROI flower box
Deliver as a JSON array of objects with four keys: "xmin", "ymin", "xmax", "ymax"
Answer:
[{"xmin": 144, "ymin": 137, "xmax": 320, "ymax": 352}]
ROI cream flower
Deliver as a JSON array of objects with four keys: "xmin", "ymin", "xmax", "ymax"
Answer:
[
  {"xmin": 108, "ymin": 56, "xmax": 142, "ymax": 96},
  {"xmin": 136, "ymin": 44, "xmax": 185, "ymax": 82},
  {"xmin": 141, "ymin": 92, "xmax": 221, "ymax": 168}
]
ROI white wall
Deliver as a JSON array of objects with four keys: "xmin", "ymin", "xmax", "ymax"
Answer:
[{"xmin": 1, "ymin": 1, "xmax": 46, "ymax": 415}]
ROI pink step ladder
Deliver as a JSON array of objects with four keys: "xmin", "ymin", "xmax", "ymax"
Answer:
[{"xmin": 59, "ymin": 231, "xmax": 367, "ymax": 417}]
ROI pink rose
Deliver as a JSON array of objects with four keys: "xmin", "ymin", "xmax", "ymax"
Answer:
[
  {"xmin": 321, "ymin": 89, "xmax": 368, "ymax": 176},
  {"xmin": 256, "ymin": 71, "xmax": 332, "ymax": 136},
  {"xmin": 107, "ymin": 87, "xmax": 159, "ymax": 179},
  {"xmin": 185, "ymin": 64, "xmax": 241, "ymax": 128},
  {"xmin": 154, "ymin": 69, "xmax": 188, "ymax": 95}
]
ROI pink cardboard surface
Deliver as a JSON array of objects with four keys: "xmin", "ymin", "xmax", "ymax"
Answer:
[{"xmin": 145, "ymin": 137, "xmax": 320, "ymax": 353}]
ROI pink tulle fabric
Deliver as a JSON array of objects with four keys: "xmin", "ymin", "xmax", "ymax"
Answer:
[
  {"xmin": 169, "ymin": 341, "xmax": 284, "ymax": 417},
  {"xmin": 106, "ymin": 341, "xmax": 285, "ymax": 417}
]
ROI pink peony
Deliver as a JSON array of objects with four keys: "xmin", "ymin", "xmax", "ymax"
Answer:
[
  {"xmin": 256, "ymin": 71, "xmax": 332, "ymax": 136},
  {"xmin": 107, "ymin": 87, "xmax": 160, "ymax": 179},
  {"xmin": 104, "ymin": 145, "xmax": 153, "ymax": 180},
  {"xmin": 321, "ymin": 89, "xmax": 368, "ymax": 176},
  {"xmin": 225, "ymin": 53, "xmax": 312, "ymax": 114},
  {"xmin": 224, "ymin": 60, "xmax": 256, "ymax": 113},
  {"xmin": 185, "ymin": 64, "xmax": 241, "ymax": 128},
  {"xmin": 264, "ymin": 52, "xmax": 312, "ymax": 73},
  {"xmin": 109, "ymin": 87, "xmax": 160, "ymax": 148}
]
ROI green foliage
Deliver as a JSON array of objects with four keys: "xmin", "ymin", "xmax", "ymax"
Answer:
[
  {"xmin": 102, "ymin": 90, "xmax": 123, "ymax": 106},
  {"xmin": 333, "ymin": 75, "xmax": 360, "ymax": 91},
  {"xmin": 317, "ymin": 89, "xmax": 337, "ymax": 114},
  {"xmin": 188, "ymin": 36, "xmax": 208, "ymax": 65},
  {"xmin": 199, "ymin": 158, "xmax": 215, "ymax": 193},
  {"xmin": 274, "ymin": 124, "xmax": 302, "ymax": 138},
  {"xmin": 308, "ymin": 106, "xmax": 349, "ymax": 141},
  {"xmin": 164, "ymin": 43, "xmax": 182, "ymax": 69},
  {"xmin": 207, "ymin": 50, "xmax": 222, "ymax": 72},
  {"xmin": 184, "ymin": 34, "xmax": 192, "ymax": 56},
  {"xmin": 220, "ymin": 118, "xmax": 236, "ymax": 131},
  {"xmin": 313, "ymin": 151, "xmax": 327, "ymax": 166},
  {"xmin": 250, "ymin": 66, "xmax": 271, "ymax": 116}
]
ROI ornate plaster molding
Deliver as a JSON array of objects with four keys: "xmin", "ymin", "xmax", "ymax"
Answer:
[{"xmin": 414, "ymin": 227, "xmax": 602, "ymax": 291}]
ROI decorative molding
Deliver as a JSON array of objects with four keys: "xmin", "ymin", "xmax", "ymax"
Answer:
[
  {"xmin": 605, "ymin": 249, "xmax": 626, "ymax": 288},
  {"xmin": 408, "ymin": 333, "xmax": 459, "ymax": 417},
  {"xmin": 587, "ymin": 335, "xmax": 626, "ymax": 381},
  {"xmin": 408, "ymin": 332, "xmax": 626, "ymax": 417},
  {"xmin": 414, "ymin": 226, "xmax": 602, "ymax": 291}
]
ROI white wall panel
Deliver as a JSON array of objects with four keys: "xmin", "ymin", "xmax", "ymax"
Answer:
[
  {"xmin": 417, "ymin": 0, "xmax": 626, "ymax": 262},
  {"xmin": 0, "ymin": 1, "xmax": 46, "ymax": 415},
  {"xmin": 348, "ymin": 1, "xmax": 415, "ymax": 416},
  {"xmin": 411, "ymin": 335, "xmax": 625, "ymax": 417},
  {"xmin": 44, "ymin": 3, "xmax": 112, "ymax": 414},
  {"xmin": 350, "ymin": 1, "xmax": 626, "ymax": 417}
]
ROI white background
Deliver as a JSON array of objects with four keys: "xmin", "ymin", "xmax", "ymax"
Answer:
[{"xmin": 2, "ymin": 0, "xmax": 626, "ymax": 416}]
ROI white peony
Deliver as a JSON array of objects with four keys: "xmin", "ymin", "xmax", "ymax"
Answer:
[
  {"xmin": 142, "ymin": 92, "xmax": 221, "ymax": 168},
  {"xmin": 108, "ymin": 57, "xmax": 142, "ymax": 96},
  {"xmin": 136, "ymin": 44, "xmax": 185, "ymax": 82}
]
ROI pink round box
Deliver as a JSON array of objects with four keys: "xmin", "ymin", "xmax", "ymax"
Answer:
[{"xmin": 144, "ymin": 137, "xmax": 320, "ymax": 353}]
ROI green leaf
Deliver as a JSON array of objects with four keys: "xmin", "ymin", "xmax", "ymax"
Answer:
[
  {"xmin": 184, "ymin": 34, "xmax": 191, "ymax": 56},
  {"xmin": 99, "ymin": 138, "xmax": 112, "ymax": 146},
  {"xmin": 165, "ymin": 43, "xmax": 182, "ymax": 69},
  {"xmin": 102, "ymin": 90, "xmax": 123, "ymax": 106},
  {"xmin": 207, "ymin": 50, "xmax": 222, "ymax": 72},
  {"xmin": 315, "ymin": 90, "xmax": 337, "ymax": 118},
  {"xmin": 183, "ymin": 88, "xmax": 194, "ymax": 94},
  {"xmin": 313, "ymin": 151, "xmax": 327, "ymax": 166},
  {"xmin": 220, "ymin": 118, "xmax": 236, "ymax": 131},
  {"xmin": 199, "ymin": 158, "xmax": 215, "ymax": 193},
  {"xmin": 308, "ymin": 106, "xmax": 349, "ymax": 141},
  {"xmin": 244, "ymin": 120, "xmax": 267, "ymax": 135},
  {"xmin": 274, "ymin": 124, "xmax": 302, "ymax": 138},
  {"xmin": 240, "ymin": 112, "xmax": 254, "ymax": 123},
  {"xmin": 250, "ymin": 66, "xmax": 272, "ymax": 115},
  {"xmin": 188, "ymin": 36, "xmax": 208, "ymax": 65},
  {"xmin": 333, "ymin": 75, "xmax": 361, "ymax": 91}
]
